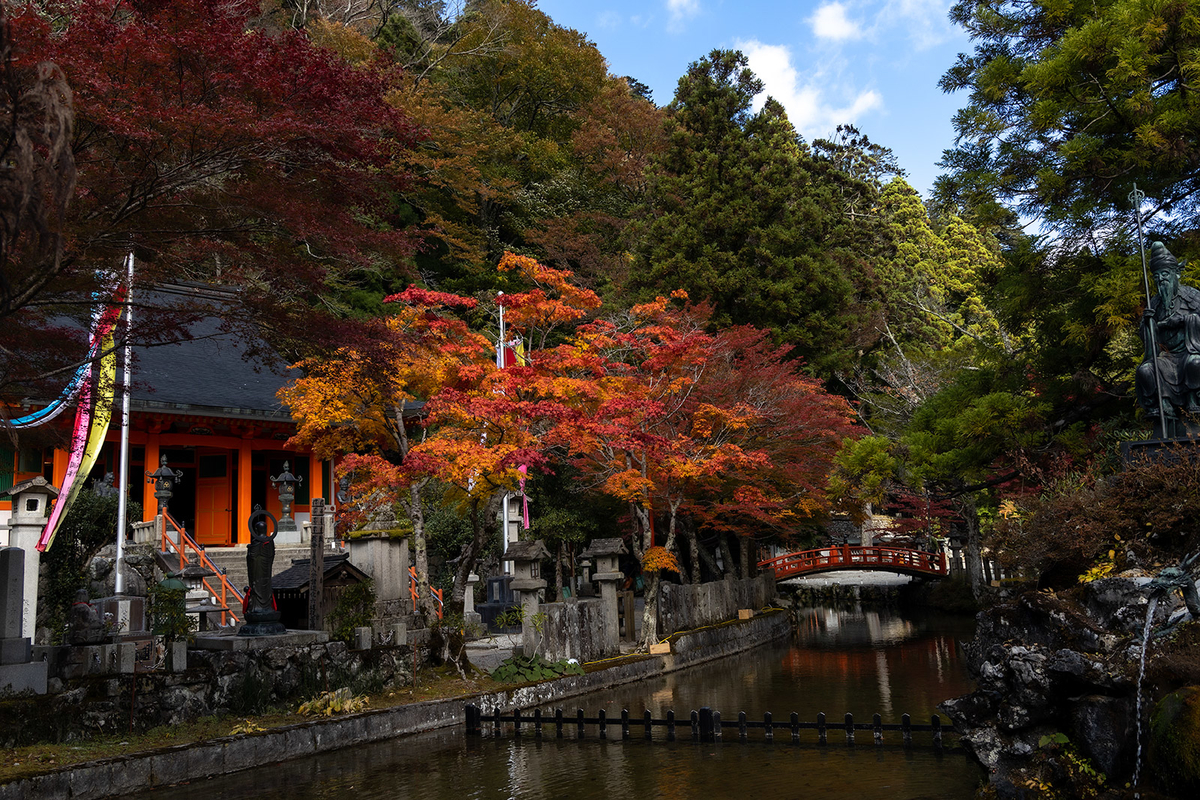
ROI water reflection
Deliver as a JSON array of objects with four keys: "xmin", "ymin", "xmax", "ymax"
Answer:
[{"xmin": 127, "ymin": 605, "xmax": 982, "ymax": 800}]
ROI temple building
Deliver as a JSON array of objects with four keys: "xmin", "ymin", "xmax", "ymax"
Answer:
[{"xmin": 1, "ymin": 284, "xmax": 330, "ymax": 547}]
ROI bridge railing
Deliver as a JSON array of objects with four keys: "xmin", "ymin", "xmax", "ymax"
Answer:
[
  {"xmin": 758, "ymin": 545, "xmax": 948, "ymax": 579},
  {"xmin": 465, "ymin": 704, "xmax": 953, "ymax": 747}
]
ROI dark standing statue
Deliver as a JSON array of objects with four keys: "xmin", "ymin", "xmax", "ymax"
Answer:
[
  {"xmin": 1136, "ymin": 242, "xmax": 1200, "ymax": 435},
  {"xmin": 238, "ymin": 507, "xmax": 286, "ymax": 636}
]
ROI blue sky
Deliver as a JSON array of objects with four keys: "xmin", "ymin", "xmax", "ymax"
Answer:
[{"xmin": 537, "ymin": 0, "xmax": 973, "ymax": 200}]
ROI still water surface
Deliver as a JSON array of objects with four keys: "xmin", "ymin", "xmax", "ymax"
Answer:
[{"xmin": 134, "ymin": 605, "xmax": 983, "ymax": 800}]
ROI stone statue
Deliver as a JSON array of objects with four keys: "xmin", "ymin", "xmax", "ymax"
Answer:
[
  {"xmin": 1136, "ymin": 242, "xmax": 1200, "ymax": 433},
  {"xmin": 67, "ymin": 589, "xmax": 106, "ymax": 645},
  {"xmin": 92, "ymin": 471, "xmax": 117, "ymax": 497},
  {"xmin": 239, "ymin": 507, "xmax": 286, "ymax": 636}
]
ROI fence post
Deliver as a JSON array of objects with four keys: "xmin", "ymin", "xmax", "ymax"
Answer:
[
  {"xmin": 817, "ymin": 712, "xmax": 826, "ymax": 743},
  {"xmin": 598, "ymin": 708, "xmax": 606, "ymax": 739},
  {"xmin": 534, "ymin": 708, "xmax": 542, "ymax": 736},
  {"xmin": 577, "ymin": 708, "xmax": 585, "ymax": 737},
  {"xmin": 932, "ymin": 714, "xmax": 942, "ymax": 749},
  {"xmin": 845, "ymin": 712, "xmax": 854, "ymax": 743},
  {"xmin": 738, "ymin": 711, "xmax": 747, "ymax": 741},
  {"xmin": 791, "ymin": 712, "xmax": 799, "ymax": 742},
  {"xmin": 621, "ymin": 708, "xmax": 629, "ymax": 740},
  {"xmin": 493, "ymin": 707, "xmax": 501, "ymax": 736},
  {"xmin": 513, "ymin": 708, "xmax": 522, "ymax": 736},
  {"xmin": 902, "ymin": 713, "xmax": 912, "ymax": 744},
  {"xmin": 695, "ymin": 709, "xmax": 708, "ymax": 741},
  {"xmin": 466, "ymin": 704, "xmax": 480, "ymax": 736},
  {"xmin": 873, "ymin": 713, "xmax": 882, "ymax": 744},
  {"xmin": 667, "ymin": 709, "xmax": 676, "ymax": 741},
  {"xmin": 644, "ymin": 709, "xmax": 653, "ymax": 740},
  {"xmin": 764, "ymin": 711, "xmax": 772, "ymax": 741},
  {"xmin": 712, "ymin": 710, "xmax": 722, "ymax": 739},
  {"xmin": 556, "ymin": 708, "xmax": 564, "ymax": 738},
  {"xmin": 308, "ymin": 498, "xmax": 325, "ymax": 631}
]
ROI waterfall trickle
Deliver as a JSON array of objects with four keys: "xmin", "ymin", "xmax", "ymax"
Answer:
[{"xmin": 1131, "ymin": 594, "xmax": 1158, "ymax": 792}]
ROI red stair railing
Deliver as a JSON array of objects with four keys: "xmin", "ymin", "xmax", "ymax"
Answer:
[{"xmin": 160, "ymin": 512, "xmax": 244, "ymax": 626}]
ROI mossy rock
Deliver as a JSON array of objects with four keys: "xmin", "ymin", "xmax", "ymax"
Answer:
[{"xmin": 1149, "ymin": 685, "xmax": 1200, "ymax": 794}]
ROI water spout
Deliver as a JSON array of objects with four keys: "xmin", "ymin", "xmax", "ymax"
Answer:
[{"xmin": 1131, "ymin": 594, "xmax": 1158, "ymax": 791}]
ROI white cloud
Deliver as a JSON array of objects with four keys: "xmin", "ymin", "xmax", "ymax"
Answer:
[
  {"xmin": 739, "ymin": 40, "xmax": 882, "ymax": 139},
  {"xmin": 596, "ymin": 10, "xmax": 622, "ymax": 30},
  {"xmin": 666, "ymin": 0, "xmax": 700, "ymax": 29},
  {"xmin": 809, "ymin": 2, "xmax": 863, "ymax": 42},
  {"xmin": 871, "ymin": 0, "xmax": 960, "ymax": 51}
]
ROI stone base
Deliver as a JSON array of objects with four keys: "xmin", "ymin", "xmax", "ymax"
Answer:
[
  {"xmin": 0, "ymin": 637, "xmax": 31, "ymax": 665},
  {"xmin": 193, "ymin": 629, "xmax": 330, "ymax": 651},
  {"xmin": 0, "ymin": 660, "xmax": 47, "ymax": 695},
  {"xmin": 237, "ymin": 620, "xmax": 288, "ymax": 637}
]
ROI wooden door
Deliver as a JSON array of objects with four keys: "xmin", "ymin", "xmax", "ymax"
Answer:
[{"xmin": 195, "ymin": 452, "xmax": 231, "ymax": 546}]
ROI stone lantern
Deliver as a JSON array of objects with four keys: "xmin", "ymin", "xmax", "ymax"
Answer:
[
  {"xmin": 270, "ymin": 461, "xmax": 303, "ymax": 538},
  {"xmin": 505, "ymin": 539, "xmax": 550, "ymax": 656},
  {"xmin": 146, "ymin": 453, "xmax": 182, "ymax": 529},
  {"xmin": 581, "ymin": 537, "xmax": 626, "ymax": 653},
  {"xmin": 2, "ymin": 477, "xmax": 59, "ymax": 641}
]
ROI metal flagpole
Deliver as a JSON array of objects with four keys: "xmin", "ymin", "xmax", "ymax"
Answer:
[
  {"xmin": 115, "ymin": 253, "xmax": 134, "ymax": 594},
  {"xmin": 497, "ymin": 293, "xmax": 510, "ymax": 573},
  {"xmin": 1130, "ymin": 184, "xmax": 1170, "ymax": 436}
]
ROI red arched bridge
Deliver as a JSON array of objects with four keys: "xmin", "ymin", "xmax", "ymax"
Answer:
[{"xmin": 759, "ymin": 545, "xmax": 948, "ymax": 581}]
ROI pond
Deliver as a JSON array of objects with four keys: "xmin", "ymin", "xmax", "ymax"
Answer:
[{"xmin": 130, "ymin": 604, "xmax": 983, "ymax": 799}]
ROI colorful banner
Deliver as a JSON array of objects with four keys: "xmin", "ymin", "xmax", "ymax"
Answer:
[
  {"xmin": 36, "ymin": 330, "xmax": 117, "ymax": 551},
  {"xmin": 7, "ymin": 293, "xmax": 123, "ymax": 429}
]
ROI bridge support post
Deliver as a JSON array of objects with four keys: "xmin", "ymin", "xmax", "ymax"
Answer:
[{"xmin": 699, "ymin": 707, "xmax": 715, "ymax": 741}]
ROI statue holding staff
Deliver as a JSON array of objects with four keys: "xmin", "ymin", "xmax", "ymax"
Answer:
[{"xmin": 1136, "ymin": 241, "xmax": 1200, "ymax": 434}]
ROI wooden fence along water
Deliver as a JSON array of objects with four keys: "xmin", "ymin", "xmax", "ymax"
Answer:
[{"xmin": 464, "ymin": 704, "xmax": 952, "ymax": 748}]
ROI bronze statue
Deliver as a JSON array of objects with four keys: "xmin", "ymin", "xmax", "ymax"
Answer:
[
  {"xmin": 1136, "ymin": 242, "xmax": 1200, "ymax": 434},
  {"xmin": 238, "ymin": 507, "xmax": 286, "ymax": 636}
]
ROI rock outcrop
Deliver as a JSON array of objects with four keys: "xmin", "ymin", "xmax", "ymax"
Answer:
[{"xmin": 942, "ymin": 575, "xmax": 1194, "ymax": 797}]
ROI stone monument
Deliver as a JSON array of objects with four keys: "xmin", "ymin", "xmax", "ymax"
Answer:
[
  {"xmin": 505, "ymin": 539, "xmax": 550, "ymax": 656},
  {"xmin": 0, "ymin": 547, "xmax": 48, "ymax": 694}
]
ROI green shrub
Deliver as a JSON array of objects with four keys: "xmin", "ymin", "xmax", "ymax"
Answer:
[
  {"xmin": 490, "ymin": 653, "xmax": 584, "ymax": 684},
  {"xmin": 328, "ymin": 579, "xmax": 376, "ymax": 644}
]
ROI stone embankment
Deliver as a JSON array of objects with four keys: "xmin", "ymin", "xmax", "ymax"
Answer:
[
  {"xmin": 942, "ymin": 575, "xmax": 1200, "ymax": 798},
  {"xmin": 0, "ymin": 610, "xmax": 791, "ymax": 800}
]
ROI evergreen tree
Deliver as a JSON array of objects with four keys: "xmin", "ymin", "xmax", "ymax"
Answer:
[
  {"xmin": 938, "ymin": 0, "xmax": 1200, "ymax": 238},
  {"xmin": 628, "ymin": 50, "xmax": 868, "ymax": 375}
]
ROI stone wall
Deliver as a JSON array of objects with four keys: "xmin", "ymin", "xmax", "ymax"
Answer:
[
  {"xmin": 0, "ymin": 641, "xmax": 416, "ymax": 747},
  {"xmin": 656, "ymin": 574, "xmax": 776, "ymax": 637},
  {"xmin": 538, "ymin": 597, "xmax": 616, "ymax": 663}
]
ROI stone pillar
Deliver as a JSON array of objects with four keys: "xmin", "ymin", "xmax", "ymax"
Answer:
[
  {"xmin": 4, "ymin": 478, "xmax": 59, "ymax": 641},
  {"xmin": 347, "ymin": 534, "xmax": 408, "ymax": 608},
  {"xmin": 0, "ymin": 546, "xmax": 48, "ymax": 694},
  {"xmin": 581, "ymin": 538, "xmax": 627, "ymax": 655},
  {"xmin": 595, "ymin": 571, "xmax": 623, "ymax": 655},
  {"xmin": 464, "ymin": 572, "xmax": 481, "ymax": 630}
]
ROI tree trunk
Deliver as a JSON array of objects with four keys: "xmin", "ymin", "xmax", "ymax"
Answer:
[
  {"xmin": 554, "ymin": 541, "xmax": 564, "ymax": 600},
  {"xmin": 739, "ymin": 535, "xmax": 752, "ymax": 579},
  {"xmin": 450, "ymin": 492, "xmax": 503, "ymax": 611},
  {"xmin": 408, "ymin": 480, "xmax": 438, "ymax": 619},
  {"xmin": 718, "ymin": 534, "xmax": 735, "ymax": 578},
  {"xmin": 640, "ymin": 571, "xmax": 660, "ymax": 647},
  {"xmin": 688, "ymin": 520, "xmax": 720, "ymax": 582},
  {"xmin": 960, "ymin": 500, "xmax": 984, "ymax": 600}
]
